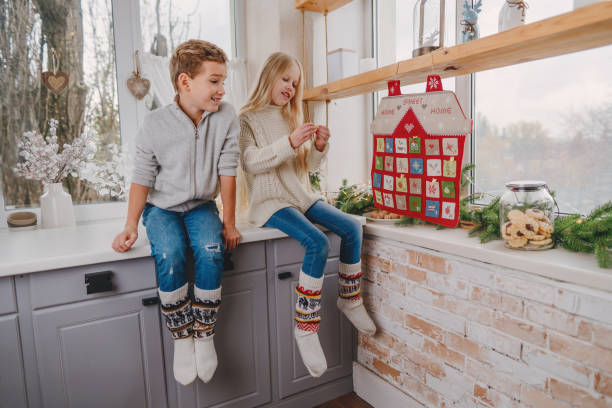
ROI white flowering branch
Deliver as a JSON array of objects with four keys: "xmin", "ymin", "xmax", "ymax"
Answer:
[
  {"xmin": 13, "ymin": 119, "xmax": 96, "ymax": 184},
  {"xmin": 79, "ymin": 142, "xmax": 132, "ymax": 199}
]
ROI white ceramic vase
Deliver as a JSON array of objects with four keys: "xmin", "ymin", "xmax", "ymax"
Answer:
[
  {"xmin": 40, "ymin": 183, "xmax": 76, "ymax": 229},
  {"xmin": 498, "ymin": 0, "xmax": 526, "ymax": 32}
]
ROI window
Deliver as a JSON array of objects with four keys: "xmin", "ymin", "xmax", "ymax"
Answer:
[
  {"xmin": 0, "ymin": 0, "xmax": 237, "ymax": 222},
  {"xmin": 474, "ymin": 0, "xmax": 612, "ymax": 214},
  {"xmin": 375, "ymin": 0, "xmax": 612, "ymax": 215}
]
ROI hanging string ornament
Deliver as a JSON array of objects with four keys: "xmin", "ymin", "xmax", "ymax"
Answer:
[
  {"xmin": 41, "ymin": 49, "xmax": 69, "ymax": 95},
  {"xmin": 126, "ymin": 50, "xmax": 150, "ymax": 100}
]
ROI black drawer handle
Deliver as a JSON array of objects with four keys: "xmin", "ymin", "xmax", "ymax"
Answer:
[
  {"xmin": 223, "ymin": 252, "xmax": 234, "ymax": 271},
  {"xmin": 278, "ymin": 271, "xmax": 293, "ymax": 280},
  {"xmin": 142, "ymin": 296, "xmax": 160, "ymax": 306},
  {"xmin": 84, "ymin": 271, "xmax": 114, "ymax": 294}
]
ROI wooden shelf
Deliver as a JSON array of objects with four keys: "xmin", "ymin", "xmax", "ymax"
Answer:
[
  {"xmin": 295, "ymin": 0, "xmax": 353, "ymax": 13},
  {"xmin": 303, "ymin": 2, "xmax": 612, "ymax": 101}
]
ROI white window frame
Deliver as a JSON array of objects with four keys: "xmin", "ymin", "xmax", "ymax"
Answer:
[{"xmin": 0, "ymin": 0, "xmax": 242, "ymax": 228}]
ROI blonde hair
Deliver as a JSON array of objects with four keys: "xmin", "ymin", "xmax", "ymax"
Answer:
[
  {"xmin": 169, "ymin": 39, "xmax": 227, "ymax": 93},
  {"xmin": 240, "ymin": 52, "xmax": 309, "ymax": 172}
]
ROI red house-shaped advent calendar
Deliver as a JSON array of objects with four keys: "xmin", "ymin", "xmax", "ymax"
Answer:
[{"xmin": 371, "ymin": 76, "xmax": 472, "ymax": 227}]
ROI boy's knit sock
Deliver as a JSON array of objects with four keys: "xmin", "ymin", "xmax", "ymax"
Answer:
[
  {"xmin": 159, "ymin": 283, "xmax": 197, "ymax": 385},
  {"xmin": 337, "ymin": 261, "xmax": 376, "ymax": 335},
  {"xmin": 294, "ymin": 271, "xmax": 327, "ymax": 378},
  {"xmin": 193, "ymin": 286, "xmax": 222, "ymax": 383}
]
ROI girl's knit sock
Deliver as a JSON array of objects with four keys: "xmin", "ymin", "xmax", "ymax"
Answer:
[
  {"xmin": 337, "ymin": 261, "xmax": 376, "ymax": 335},
  {"xmin": 159, "ymin": 283, "xmax": 197, "ymax": 385},
  {"xmin": 294, "ymin": 271, "xmax": 327, "ymax": 377},
  {"xmin": 193, "ymin": 286, "xmax": 222, "ymax": 383}
]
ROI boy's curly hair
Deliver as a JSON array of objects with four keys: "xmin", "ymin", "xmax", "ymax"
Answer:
[{"xmin": 169, "ymin": 40, "xmax": 227, "ymax": 92}]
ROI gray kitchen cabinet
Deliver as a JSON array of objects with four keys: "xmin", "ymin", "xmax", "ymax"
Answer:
[
  {"xmin": 31, "ymin": 288, "xmax": 167, "ymax": 408},
  {"xmin": 0, "ymin": 277, "xmax": 28, "ymax": 408},
  {"xmin": 164, "ymin": 242, "xmax": 271, "ymax": 408},
  {"xmin": 271, "ymin": 235, "xmax": 353, "ymax": 399}
]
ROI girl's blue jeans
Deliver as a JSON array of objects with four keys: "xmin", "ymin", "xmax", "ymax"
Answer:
[
  {"xmin": 264, "ymin": 200, "xmax": 362, "ymax": 278},
  {"xmin": 142, "ymin": 201, "xmax": 225, "ymax": 292}
]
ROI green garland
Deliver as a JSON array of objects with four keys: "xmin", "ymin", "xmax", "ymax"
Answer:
[
  {"xmin": 553, "ymin": 202, "xmax": 612, "ymax": 268},
  {"xmin": 334, "ymin": 179, "xmax": 375, "ymax": 215}
]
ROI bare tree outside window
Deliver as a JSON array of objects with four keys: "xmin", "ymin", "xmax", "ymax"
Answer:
[{"xmin": 0, "ymin": 0, "xmax": 119, "ymax": 209}]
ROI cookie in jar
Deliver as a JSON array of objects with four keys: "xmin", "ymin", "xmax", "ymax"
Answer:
[{"xmin": 500, "ymin": 181, "xmax": 555, "ymax": 250}]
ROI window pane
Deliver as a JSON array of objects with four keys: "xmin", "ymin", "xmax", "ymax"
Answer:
[
  {"xmin": 139, "ymin": 0, "xmax": 233, "ymax": 111},
  {"xmin": 0, "ymin": 0, "xmax": 121, "ymax": 209},
  {"xmin": 474, "ymin": 0, "xmax": 612, "ymax": 214}
]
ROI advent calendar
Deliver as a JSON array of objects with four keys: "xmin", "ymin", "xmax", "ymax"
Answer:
[{"xmin": 370, "ymin": 76, "xmax": 472, "ymax": 227}]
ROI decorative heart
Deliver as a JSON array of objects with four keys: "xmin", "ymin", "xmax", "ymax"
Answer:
[
  {"xmin": 429, "ymin": 143, "xmax": 435, "ymax": 149},
  {"xmin": 404, "ymin": 123, "xmax": 414, "ymax": 133},
  {"xmin": 421, "ymin": 104, "xmax": 428, "ymax": 109},
  {"xmin": 397, "ymin": 105, "xmax": 402, "ymax": 111},
  {"xmin": 41, "ymin": 71, "xmax": 69, "ymax": 95},
  {"xmin": 127, "ymin": 72, "xmax": 150, "ymax": 100}
]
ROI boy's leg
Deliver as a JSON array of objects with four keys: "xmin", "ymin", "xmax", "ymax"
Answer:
[
  {"xmin": 265, "ymin": 206, "xmax": 328, "ymax": 377},
  {"xmin": 305, "ymin": 200, "xmax": 376, "ymax": 335},
  {"xmin": 184, "ymin": 202, "xmax": 224, "ymax": 383},
  {"xmin": 142, "ymin": 205, "xmax": 196, "ymax": 385}
]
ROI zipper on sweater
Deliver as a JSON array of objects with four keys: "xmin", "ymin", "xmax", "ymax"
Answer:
[{"xmin": 194, "ymin": 127, "xmax": 198, "ymax": 197}]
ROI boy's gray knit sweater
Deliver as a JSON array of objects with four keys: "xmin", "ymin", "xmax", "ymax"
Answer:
[{"xmin": 131, "ymin": 101, "xmax": 239, "ymax": 212}]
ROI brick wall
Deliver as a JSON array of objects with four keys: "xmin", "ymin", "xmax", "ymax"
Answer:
[{"xmin": 358, "ymin": 235, "xmax": 612, "ymax": 408}]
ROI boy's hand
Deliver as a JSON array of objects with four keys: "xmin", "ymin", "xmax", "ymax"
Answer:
[
  {"xmin": 289, "ymin": 123, "xmax": 317, "ymax": 148},
  {"xmin": 112, "ymin": 226, "xmax": 138, "ymax": 253},
  {"xmin": 222, "ymin": 224, "xmax": 241, "ymax": 251},
  {"xmin": 314, "ymin": 125, "xmax": 330, "ymax": 151}
]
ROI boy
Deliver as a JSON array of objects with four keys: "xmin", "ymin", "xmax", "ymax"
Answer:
[{"xmin": 112, "ymin": 40, "xmax": 241, "ymax": 386}]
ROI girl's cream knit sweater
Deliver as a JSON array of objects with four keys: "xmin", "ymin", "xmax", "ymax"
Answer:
[{"xmin": 238, "ymin": 104, "xmax": 329, "ymax": 227}]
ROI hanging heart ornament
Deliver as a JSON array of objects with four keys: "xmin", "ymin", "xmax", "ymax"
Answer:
[
  {"xmin": 41, "ymin": 49, "xmax": 68, "ymax": 95},
  {"xmin": 127, "ymin": 71, "xmax": 150, "ymax": 100},
  {"xmin": 41, "ymin": 71, "xmax": 69, "ymax": 95},
  {"xmin": 127, "ymin": 50, "xmax": 150, "ymax": 100}
]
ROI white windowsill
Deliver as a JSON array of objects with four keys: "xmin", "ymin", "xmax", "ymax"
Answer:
[{"xmin": 363, "ymin": 222, "xmax": 611, "ymax": 293}]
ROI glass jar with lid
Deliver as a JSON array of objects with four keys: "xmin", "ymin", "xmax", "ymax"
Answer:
[
  {"xmin": 413, "ymin": 0, "xmax": 446, "ymax": 57},
  {"xmin": 500, "ymin": 180, "xmax": 555, "ymax": 250}
]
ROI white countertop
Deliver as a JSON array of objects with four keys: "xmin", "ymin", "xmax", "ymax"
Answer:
[
  {"xmin": 2, "ymin": 217, "xmax": 608, "ymax": 294},
  {"xmin": 364, "ymin": 222, "xmax": 611, "ymax": 293},
  {"xmin": 0, "ymin": 220, "xmax": 289, "ymax": 277}
]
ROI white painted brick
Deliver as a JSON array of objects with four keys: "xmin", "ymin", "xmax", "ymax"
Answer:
[
  {"xmin": 371, "ymin": 311, "xmax": 425, "ymax": 349},
  {"xmin": 446, "ymin": 260, "xmax": 498, "ymax": 289},
  {"xmin": 554, "ymin": 289, "xmax": 580, "ymax": 314},
  {"xmin": 426, "ymin": 273, "xmax": 470, "ymax": 299},
  {"xmin": 495, "ymin": 274, "xmax": 555, "ymax": 305},
  {"xmin": 575, "ymin": 293, "xmax": 612, "ymax": 326},
  {"xmin": 486, "ymin": 349, "xmax": 548, "ymax": 389},
  {"xmin": 425, "ymin": 366, "xmax": 473, "ymax": 402},
  {"xmin": 522, "ymin": 345, "xmax": 590, "ymax": 387},
  {"xmin": 467, "ymin": 321, "xmax": 522, "ymax": 359},
  {"xmin": 404, "ymin": 296, "xmax": 466, "ymax": 335}
]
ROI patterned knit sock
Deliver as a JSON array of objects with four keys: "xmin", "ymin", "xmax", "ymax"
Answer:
[
  {"xmin": 193, "ymin": 286, "xmax": 221, "ymax": 383},
  {"xmin": 159, "ymin": 283, "xmax": 197, "ymax": 385},
  {"xmin": 337, "ymin": 261, "xmax": 376, "ymax": 335},
  {"xmin": 294, "ymin": 271, "xmax": 327, "ymax": 378}
]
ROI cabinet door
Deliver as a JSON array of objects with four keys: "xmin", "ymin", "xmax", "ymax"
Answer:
[
  {"xmin": 0, "ymin": 314, "xmax": 28, "ymax": 408},
  {"xmin": 164, "ymin": 269, "xmax": 271, "ymax": 408},
  {"xmin": 274, "ymin": 259, "xmax": 353, "ymax": 399},
  {"xmin": 32, "ymin": 289, "xmax": 167, "ymax": 408}
]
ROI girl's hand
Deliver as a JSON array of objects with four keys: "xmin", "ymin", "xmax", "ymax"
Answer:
[
  {"xmin": 289, "ymin": 123, "xmax": 317, "ymax": 149},
  {"xmin": 314, "ymin": 125, "xmax": 330, "ymax": 151},
  {"xmin": 112, "ymin": 226, "xmax": 138, "ymax": 253},
  {"xmin": 222, "ymin": 224, "xmax": 241, "ymax": 251}
]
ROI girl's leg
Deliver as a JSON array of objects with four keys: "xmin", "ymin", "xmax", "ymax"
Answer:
[
  {"xmin": 305, "ymin": 200, "xmax": 376, "ymax": 335},
  {"xmin": 142, "ymin": 204, "xmax": 196, "ymax": 385},
  {"xmin": 184, "ymin": 201, "xmax": 225, "ymax": 383},
  {"xmin": 265, "ymin": 206, "xmax": 329, "ymax": 377}
]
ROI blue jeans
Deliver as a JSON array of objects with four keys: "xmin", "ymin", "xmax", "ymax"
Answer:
[
  {"xmin": 142, "ymin": 201, "xmax": 225, "ymax": 291},
  {"xmin": 264, "ymin": 200, "xmax": 363, "ymax": 278}
]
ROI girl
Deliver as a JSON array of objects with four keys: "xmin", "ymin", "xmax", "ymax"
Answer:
[{"xmin": 238, "ymin": 52, "xmax": 376, "ymax": 378}]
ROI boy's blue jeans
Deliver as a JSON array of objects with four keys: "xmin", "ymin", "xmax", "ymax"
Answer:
[
  {"xmin": 142, "ymin": 201, "xmax": 225, "ymax": 292},
  {"xmin": 264, "ymin": 200, "xmax": 362, "ymax": 278}
]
